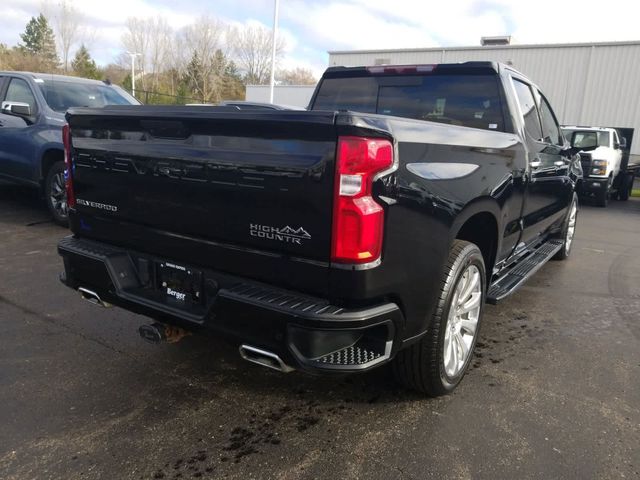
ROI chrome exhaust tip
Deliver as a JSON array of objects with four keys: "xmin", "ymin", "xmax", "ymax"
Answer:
[
  {"xmin": 78, "ymin": 287, "xmax": 112, "ymax": 308},
  {"xmin": 239, "ymin": 345, "xmax": 294, "ymax": 373}
]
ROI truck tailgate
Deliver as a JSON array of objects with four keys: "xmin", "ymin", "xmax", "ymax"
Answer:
[{"xmin": 67, "ymin": 107, "xmax": 338, "ymax": 281}]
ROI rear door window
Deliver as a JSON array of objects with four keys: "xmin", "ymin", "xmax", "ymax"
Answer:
[{"xmin": 512, "ymin": 79, "xmax": 542, "ymax": 141}]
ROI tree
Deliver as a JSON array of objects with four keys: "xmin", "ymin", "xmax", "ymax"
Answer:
[
  {"xmin": 220, "ymin": 59, "xmax": 244, "ymax": 100},
  {"xmin": 0, "ymin": 43, "xmax": 9, "ymax": 69},
  {"xmin": 230, "ymin": 24, "xmax": 285, "ymax": 85},
  {"xmin": 54, "ymin": 0, "xmax": 83, "ymax": 73},
  {"xmin": 146, "ymin": 17, "xmax": 172, "ymax": 93},
  {"xmin": 122, "ymin": 17, "xmax": 150, "ymax": 91},
  {"xmin": 101, "ymin": 63, "xmax": 129, "ymax": 86},
  {"xmin": 278, "ymin": 67, "xmax": 317, "ymax": 86},
  {"xmin": 183, "ymin": 50, "xmax": 204, "ymax": 100},
  {"xmin": 181, "ymin": 17, "xmax": 226, "ymax": 102},
  {"xmin": 19, "ymin": 14, "xmax": 59, "ymax": 70},
  {"xmin": 71, "ymin": 44, "xmax": 99, "ymax": 79},
  {"xmin": 0, "ymin": 44, "xmax": 45, "ymax": 71}
]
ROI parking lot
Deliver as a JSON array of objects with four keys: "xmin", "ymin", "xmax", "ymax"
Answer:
[{"xmin": 1, "ymin": 182, "xmax": 639, "ymax": 480}]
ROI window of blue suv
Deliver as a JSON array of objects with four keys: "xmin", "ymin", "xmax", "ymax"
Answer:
[
  {"xmin": 5, "ymin": 78, "xmax": 38, "ymax": 113},
  {"xmin": 36, "ymin": 78, "xmax": 138, "ymax": 112}
]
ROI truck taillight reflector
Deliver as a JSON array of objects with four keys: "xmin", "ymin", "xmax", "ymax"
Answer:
[
  {"xmin": 62, "ymin": 123, "xmax": 75, "ymax": 209},
  {"xmin": 331, "ymin": 136, "xmax": 393, "ymax": 265}
]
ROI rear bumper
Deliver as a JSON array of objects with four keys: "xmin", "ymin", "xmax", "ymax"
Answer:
[{"xmin": 58, "ymin": 236, "xmax": 403, "ymax": 373}]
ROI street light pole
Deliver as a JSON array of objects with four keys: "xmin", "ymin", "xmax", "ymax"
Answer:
[
  {"xmin": 127, "ymin": 52, "xmax": 141, "ymax": 97},
  {"xmin": 269, "ymin": 0, "xmax": 279, "ymax": 104}
]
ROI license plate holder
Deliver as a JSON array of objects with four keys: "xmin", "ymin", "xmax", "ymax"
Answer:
[{"xmin": 156, "ymin": 261, "xmax": 203, "ymax": 307}]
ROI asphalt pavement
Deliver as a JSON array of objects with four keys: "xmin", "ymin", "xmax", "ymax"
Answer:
[{"xmin": 1, "ymin": 182, "xmax": 639, "ymax": 480}]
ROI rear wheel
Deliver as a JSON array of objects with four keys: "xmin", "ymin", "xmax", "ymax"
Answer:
[
  {"xmin": 595, "ymin": 186, "xmax": 608, "ymax": 207},
  {"xmin": 44, "ymin": 161, "xmax": 69, "ymax": 226},
  {"xmin": 595, "ymin": 177, "xmax": 611, "ymax": 207},
  {"xmin": 618, "ymin": 173, "xmax": 634, "ymax": 201},
  {"xmin": 392, "ymin": 240, "xmax": 485, "ymax": 396}
]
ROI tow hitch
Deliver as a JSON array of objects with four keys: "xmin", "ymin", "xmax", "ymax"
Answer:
[{"xmin": 138, "ymin": 322, "xmax": 191, "ymax": 344}]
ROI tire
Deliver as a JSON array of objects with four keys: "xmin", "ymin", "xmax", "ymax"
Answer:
[
  {"xmin": 44, "ymin": 161, "xmax": 69, "ymax": 226},
  {"xmin": 618, "ymin": 173, "xmax": 633, "ymax": 201},
  {"xmin": 595, "ymin": 184, "xmax": 609, "ymax": 207},
  {"xmin": 553, "ymin": 192, "xmax": 578, "ymax": 261},
  {"xmin": 392, "ymin": 240, "xmax": 486, "ymax": 396}
]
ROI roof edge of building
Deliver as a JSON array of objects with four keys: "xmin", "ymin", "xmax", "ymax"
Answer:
[{"xmin": 328, "ymin": 39, "xmax": 640, "ymax": 56}]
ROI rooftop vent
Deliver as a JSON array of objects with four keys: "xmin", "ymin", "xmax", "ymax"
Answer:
[{"xmin": 481, "ymin": 36, "xmax": 512, "ymax": 46}]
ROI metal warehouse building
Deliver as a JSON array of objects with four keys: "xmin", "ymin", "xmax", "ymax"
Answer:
[
  {"xmin": 328, "ymin": 40, "xmax": 640, "ymax": 158},
  {"xmin": 245, "ymin": 85, "xmax": 315, "ymax": 108}
]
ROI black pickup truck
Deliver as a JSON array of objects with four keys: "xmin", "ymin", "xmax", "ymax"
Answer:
[{"xmin": 58, "ymin": 62, "xmax": 581, "ymax": 395}]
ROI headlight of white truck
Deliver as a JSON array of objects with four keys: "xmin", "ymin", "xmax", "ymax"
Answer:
[{"xmin": 591, "ymin": 160, "xmax": 607, "ymax": 176}]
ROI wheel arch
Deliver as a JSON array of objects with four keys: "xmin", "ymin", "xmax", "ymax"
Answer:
[
  {"xmin": 40, "ymin": 148, "xmax": 64, "ymax": 186},
  {"xmin": 450, "ymin": 198, "xmax": 501, "ymax": 282}
]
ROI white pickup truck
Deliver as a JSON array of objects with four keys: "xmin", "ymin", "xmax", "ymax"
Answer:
[{"xmin": 562, "ymin": 126, "xmax": 635, "ymax": 207}]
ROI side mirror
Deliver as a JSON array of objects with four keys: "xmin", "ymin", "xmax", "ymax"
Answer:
[
  {"xmin": 1, "ymin": 101, "xmax": 32, "ymax": 117},
  {"xmin": 619, "ymin": 137, "xmax": 627, "ymax": 149}
]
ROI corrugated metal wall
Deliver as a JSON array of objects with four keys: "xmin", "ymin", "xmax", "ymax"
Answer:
[
  {"xmin": 329, "ymin": 43, "xmax": 640, "ymax": 155},
  {"xmin": 245, "ymin": 85, "xmax": 316, "ymax": 108}
]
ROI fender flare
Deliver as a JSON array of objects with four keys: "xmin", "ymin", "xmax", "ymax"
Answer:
[
  {"xmin": 38, "ymin": 143, "xmax": 64, "ymax": 182},
  {"xmin": 448, "ymin": 197, "xmax": 503, "ymax": 269}
]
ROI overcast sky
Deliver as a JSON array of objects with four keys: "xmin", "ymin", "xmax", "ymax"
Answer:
[{"xmin": 3, "ymin": 0, "xmax": 638, "ymax": 77}]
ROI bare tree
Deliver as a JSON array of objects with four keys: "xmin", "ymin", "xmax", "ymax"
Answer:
[
  {"xmin": 146, "ymin": 17, "xmax": 172, "ymax": 93},
  {"xmin": 122, "ymin": 16, "xmax": 175, "ymax": 94},
  {"xmin": 277, "ymin": 67, "xmax": 317, "ymax": 85},
  {"xmin": 230, "ymin": 24, "xmax": 285, "ymax": 85},
  {"xmin": 53, "ymin": 0, "xmax": 83, "ymax": 73},
  {"xmin": 102, "ymin": 63, "xmax": 128, "ymax": 85},
  {"xmin": 122, "ymin": 17, "xmax": 150, "ymax": 91}
]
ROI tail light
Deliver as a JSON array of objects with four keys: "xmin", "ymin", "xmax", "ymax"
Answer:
[
  {"xmin": 62, "ymin": 123, "xmax": 75, "ymax": 209},
  {"xmin": 331, "ymin": 136, "xmax": 393, "ymax": 265}
]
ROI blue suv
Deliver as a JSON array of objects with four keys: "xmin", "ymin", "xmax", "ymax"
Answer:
[{"xmin": 0, "ymin": 72, "xmax": 139, "ymax": 224}]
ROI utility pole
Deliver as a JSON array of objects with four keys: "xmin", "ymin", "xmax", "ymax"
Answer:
[
  {"xmin": 269, "ymin": 0, "xmax": 279, "ymax": 104},
  {"xmin": 127, "ymin": 51, "xmax": 142, "ymax": 97}
]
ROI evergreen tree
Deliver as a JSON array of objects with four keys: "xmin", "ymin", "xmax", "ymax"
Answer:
[
  {"xmin": 121, "ymin": 73, "xmax": 132, "ymax": 93},
  {"xmin": 19, "ymin": 14, "xmax": 59, "ymax": 70},
  {"xmin": 221, "ymin": 58, "xmax": 244, "ymax": 100},
  {"xmin": 71, "ymin": 45, "xmax": 99, "ymax": 79},
  {"xmin": 183, "ymin": 51, "xmax": 204, "ymax": 101}
]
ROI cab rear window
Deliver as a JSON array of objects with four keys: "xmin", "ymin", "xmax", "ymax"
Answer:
[{"xmin": 312, "ymin": 74, "xmax": 506, "ymax": 132}]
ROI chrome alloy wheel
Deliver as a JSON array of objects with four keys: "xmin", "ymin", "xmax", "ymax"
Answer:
[
  {"xmin": 443, "ymin": 264, "xmax": 482, "ymax": 378},
  {"xmin": 565, "ymin": 200, "xmax": 577, "ymax": 253},
  {"xmin": 50, "ymin": 171, "xmax": 68, "ymax": 219}
]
